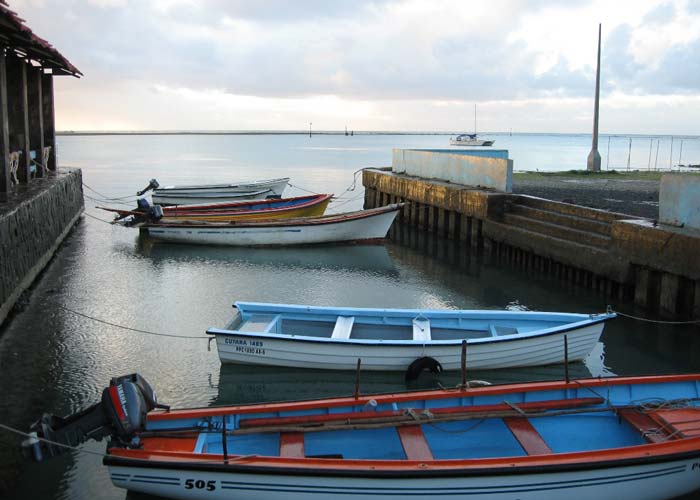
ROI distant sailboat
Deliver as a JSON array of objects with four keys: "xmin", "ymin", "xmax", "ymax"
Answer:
[{"xmin": 450, "ymin": 104, "xmax": 494, "ymax": 147}]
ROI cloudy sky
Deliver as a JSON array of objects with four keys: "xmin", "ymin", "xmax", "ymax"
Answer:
[{"xmin": 11, "ymin": 0, "xmax": 700, "ymax": 133}]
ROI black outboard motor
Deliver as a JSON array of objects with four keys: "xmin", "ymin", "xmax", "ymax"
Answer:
[
  {"xmin": 136, "ymin": 178, "xmax": 160, "ymax": 196},
  {"xmin": 23, "ymin": 373, "xmax": 168, "ymax": 462}
]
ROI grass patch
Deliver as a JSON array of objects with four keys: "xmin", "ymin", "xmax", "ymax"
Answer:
[{"xmin": 514, "ymin": 169, "xmax": 666, "ymax": 181}]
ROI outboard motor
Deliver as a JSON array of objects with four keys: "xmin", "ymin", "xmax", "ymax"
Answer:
[
  {"xmin": 136, "ymin": 198, "xmax": 151, "ymax": 211},
  {"xmin": 136, "ymin": 179, "xmax": 159, "ymax": 196},
  {"xmin": 149, "ymin": 204, "xmax": 164, "ymax": 221},
  {"xmin": 23, "ymin": 373, "xmax": 168, "ymax": 462}
]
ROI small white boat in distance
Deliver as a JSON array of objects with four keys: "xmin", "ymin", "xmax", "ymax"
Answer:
[
  {"xmin": 139, "ymin": 204, "xmax": 402, "ymax": 246},
  {"xmin": 450, "ymin": 134, "xmax": 494, "ymax": 146},
  {"xmin": 138, "ymin": 177, "xmax": 290, "ymax": 206},
  {"xmin": 207, "ymin": 302, "xmax": 615, "ymax": 370}
]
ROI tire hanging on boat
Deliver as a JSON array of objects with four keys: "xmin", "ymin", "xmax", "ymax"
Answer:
[{"xmin": 405, "ymin": 356, "xmax": 443, "ymax": 381}]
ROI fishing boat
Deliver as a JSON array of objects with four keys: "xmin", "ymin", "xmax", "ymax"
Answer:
[
  {"xmin": 207, "ymin": 302, "xmax": 615, "ymax": 371},
  {"xmin": 135, "ymin": 204, "xmax": 402, "ymax": 247},
  {"xmin": 137, "ymin": 177, "xmax": 290, "ymax": 206},
  {"xmin": 24, "ymin": 373, "xmax": 700, "ymax": 499},
  {"xmin": 101, "ymin": 194, "xmax": 333, "ymax": 224}
]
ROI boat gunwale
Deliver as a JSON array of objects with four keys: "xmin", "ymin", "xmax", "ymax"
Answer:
[
  {"xmin": 152, "ymin": 188, "xmax": 272, "ymax": 200},
  {"xmin": 154, "ymin": 177, "xmax": 290, "ymax": 192},
  {"xmin": 145, "ymin": 373, "xmax": 700, "ymax": 421}
]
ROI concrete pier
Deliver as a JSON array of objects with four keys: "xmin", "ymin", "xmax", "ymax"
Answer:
[
  {"xmin": 0, "ymin": 169, "xmax": 83, "ymax": 324},
  {"xmin": 364, "ymin": 167, "xmax": 700, "ymax": 319}
]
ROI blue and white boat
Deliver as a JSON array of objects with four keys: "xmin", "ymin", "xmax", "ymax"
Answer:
[{"xmin": 206, "ymin": 302, "xmax": 615, "ymax": 370}]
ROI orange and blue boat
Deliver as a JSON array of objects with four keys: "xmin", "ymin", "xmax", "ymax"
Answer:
[{"xmin": 25, "ymin": 373, "xmax": 700, "ymax": 499}]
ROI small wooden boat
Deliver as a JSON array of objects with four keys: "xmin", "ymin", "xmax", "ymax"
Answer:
[
  {"xmin": 207, "ymin": 302, "xmax": 615, "ymax": 370},
  {"xmin": 101, "ymin": 194, "xmax": 333, "ymax": 223},
  {"xmin": 136, "ymin": 204, "xmax": 402, "ymax": 246},
  {"xmin": 25, "ymin": 373, "xmax": 700, "ymax": 499},
  {"xmin": 138, "ymin": 177, "xmax": 290, "ymax": 206}
]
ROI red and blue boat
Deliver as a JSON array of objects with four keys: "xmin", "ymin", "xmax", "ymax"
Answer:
[{"xmin": 25, "ymin": 373, "xmax": 700, "ymax": 499}]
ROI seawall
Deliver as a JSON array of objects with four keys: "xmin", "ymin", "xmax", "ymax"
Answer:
[{"xmin": 0, "ymin": 168, "xmax": 83, "ymax": 325}]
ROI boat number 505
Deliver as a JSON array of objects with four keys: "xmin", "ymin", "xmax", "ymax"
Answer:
[{"xmin": 184, "ymin": 479, "xmax": 216, "ymax": 491}]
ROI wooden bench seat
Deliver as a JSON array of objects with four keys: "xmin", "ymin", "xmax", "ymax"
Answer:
[
  {"xmin": 279, "ymin": 432, "xmax": 305, "ymax": 458},
  {"xmin": 397, "ymin": 425, "xmax": 433, "ymax": 461},
  {"xmin": 503, "ymin": 417, "xmax": 552, "ymax": 455},
  {"xmin": 618, "ymin": 409, "xmax": 668, "ymax": 443}
]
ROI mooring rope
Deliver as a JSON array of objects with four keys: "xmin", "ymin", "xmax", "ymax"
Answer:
[
  {"xmin": 0, "ymin": 422, "xmax": 107, "ymax": 458},
  {"xmin": 82, "ymin": 182, "xmax": 140, "ymax": 202},
  {"xmin": 607, "ymin": 306, "xmax": 700, "ymax": 325},
  {"xmin": 82, "ymin": 212, "xmax": 116, "ymax": 224},
  {"xmin": 56, "ymin": 304, "xmax": 211, "ymax": 341}
]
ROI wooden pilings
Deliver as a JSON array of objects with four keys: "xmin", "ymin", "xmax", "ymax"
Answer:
[{"xmin": 0, "ymin": 50, "xmax": 10, "ymax": 199}]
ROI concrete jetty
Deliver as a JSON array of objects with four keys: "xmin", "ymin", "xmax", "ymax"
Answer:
[{"xmin": 363, "ymin": 150, "xmax": 700, "ymax": 319}]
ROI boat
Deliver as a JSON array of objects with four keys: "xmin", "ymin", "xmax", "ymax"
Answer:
[
  {"xmin": 449, "ymin": 133, "xmax": 494, "ymax": 147},
  {"xmin": 24, "ymin": 372, "xmax": 700, "ymax": 499},
  {"xmin": 100, "ymin": 194, "xmax": 333, "ymax": 224},
  {"xmin": 134, "ymin": 204, "xmax": 402, "ymax": 247},
  {"xmin": 137, "ymin": 177, "xmax": 290, "ymax": 206},
  {"xmin": 449, "ymin": 104, "xmax": 494, "ymax": 146},
  {"xmin": 207, "ymin": 302, "xmax": 615, "ymax": 371}
]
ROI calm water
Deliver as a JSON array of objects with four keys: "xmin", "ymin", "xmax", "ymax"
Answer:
[{"xmin": 1, "ymin": 133, "xmax": 699, "ymax": 499}]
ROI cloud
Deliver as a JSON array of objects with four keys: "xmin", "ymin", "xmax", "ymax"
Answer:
[{"xmin": 10, "ymin": 0, "xmax": 700, "ymax": 132}]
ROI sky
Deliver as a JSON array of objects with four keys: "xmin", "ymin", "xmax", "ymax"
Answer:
[{"xmin": 11, "ymin": 0, "xmax": 700, "ymax": 134}]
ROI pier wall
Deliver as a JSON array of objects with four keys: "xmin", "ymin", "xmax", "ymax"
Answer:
[
  {"xmin": 392, "ymin": 149, "xmax": 513, "ymax": 192},
  {"xmin": 659, "ymin": 173, "xmax": 700, "ymax": 229},
  {"xmin": 0, "ymin": 168, "xmax": 83, "ymax": 325},
  {"xmin": 364, "ymin": 168, "xmax": 700, "ymax": 319}
]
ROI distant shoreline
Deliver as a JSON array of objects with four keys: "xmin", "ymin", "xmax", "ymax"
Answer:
[{"xmin": 55, "ymin": 131, "xmax": 700, "ymax": 139}]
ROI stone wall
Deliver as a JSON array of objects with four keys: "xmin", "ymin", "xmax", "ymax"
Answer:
[{"xmin": 0, "ymin": 168, "xmax": 83, "ymax": 325}]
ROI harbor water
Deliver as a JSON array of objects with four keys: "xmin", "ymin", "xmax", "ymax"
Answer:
[{"xmin": 1, "ymin": 133, "xmax": 699, "ymax": 499}]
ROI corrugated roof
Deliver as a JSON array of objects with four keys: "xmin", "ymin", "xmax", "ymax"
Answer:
[{"xmin": 0, "ymin": 0, "xmax": 81, "ymax": 77}]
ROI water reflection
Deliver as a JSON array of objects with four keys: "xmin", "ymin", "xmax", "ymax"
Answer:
[{"xmin": 133, "ymin": 237, "xmax": 398, "ymax": 275}]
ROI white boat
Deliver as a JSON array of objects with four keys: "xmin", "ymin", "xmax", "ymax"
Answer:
[
  {"xmin": 449, "ymin": 133, "xmax": 494, "ymax": 147},
  {"xmin": 139, "ymin": 204, "xmax": 401, "ymax": 246},
  {"xmin": 449, "ymin": 104, "xmax": 494, "ymax": 146},
  {"xmin": 207, "ymin": 302, "xmax": 615, "ymax": 370},
  {"xmin": 26, "ymin": 373, "xmax": 700, "ymax": 500},
  {"xmin": 138, "ymin": 177, "xmax": 290, "ymax": 206}
]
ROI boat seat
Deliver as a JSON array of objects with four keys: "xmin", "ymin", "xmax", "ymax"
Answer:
[
  {"xmin": 397, "ymin": 425, "xmax": 433, "ymax": 461},
  {"xmin": 618, "ymin": 409, "xmax": 669, "ymax": 443},
  {"xmin": 279, "ymin": 432, "xmax": 305, "ymax": 458},
  {"xmin": 331, "ymin": 316, "xmax": 355, "ymax": 339},
  {"xmin": 489, "ymin": 324, "xmax": 519, "ymax": 337},
  {"xmin": 503, "ymin": 417, "xmax": 552, "ymax": 455},
  {"xmin": 412, "ymin": 318, "xmax": 431, "ymax": 342},
  {"xmin": 239, "ymin": 314, "xmax": 278, "ymax": 333}
]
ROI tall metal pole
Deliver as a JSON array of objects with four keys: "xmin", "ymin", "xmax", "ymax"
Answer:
[{"xmin": 587, "ymin": 24, "xmax": 602, "ymax": 172}]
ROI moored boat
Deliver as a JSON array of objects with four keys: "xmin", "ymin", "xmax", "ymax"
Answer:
[
  {"xmin": 135, "ymin": 204, "xmax": 402, "ymax": 247},
  {"xmin": 101, "ymin": 194, "xmax": 333, "ymax": 224},
  {"xmin": 137, "ymin": 177, "xmax": 290, "ymax": 206},
  {"xmin": 24, "ymin": 373, "xmax": 700, "ymax": 500},
  {"xmin": 449, "ymin": 133, "xmax": 494, "ymax": 146},
  {"xmin": 207, "ymin": 302, "xmax": 615, "ymax": 370}
]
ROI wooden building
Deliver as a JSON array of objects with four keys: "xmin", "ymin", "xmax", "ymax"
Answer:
[{"xmin": 0, "ymin": 1, "xmax": 81, "ymax": 200}]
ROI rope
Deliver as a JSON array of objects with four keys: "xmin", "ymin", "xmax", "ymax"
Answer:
[
  {"xmin": 82, "ymin": 182, "xmax": 140, "ymax": 201},
  {"xmin": 0, "ymin": 422, "xmax": 107, "ymax": 458},
  {"xmin": 56, "ymin": 304, "xmax": 210, "ymax": 340},
  {"xmin": 607, "ymin": 306, "xmax": 700, "ymax": 325},
  {"xmin": 83, "ymin": 212, "xmax": 116, "ymax": 224}
]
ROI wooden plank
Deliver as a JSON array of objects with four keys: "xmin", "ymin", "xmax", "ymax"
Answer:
[
  {"xmin": 331, "ymin": 316, "xmax": 354, "ymax": 339},
  {"xmin": 655, "ymin": 409, "xmax": 700, "ymax": 438},
  {"xmin": 618, "ymin": 409, "xmax": 667, "ymax": 443},
  {"xmin": 279, "ymin": 432, "xmax": 305, "ymax": 458},
  {"xmin": 503, "ymin": 417, "xmax": 552, "ymax": 455},
  {"xmin": 412, "ymin": 318, "xmax": 431, "ymax": 341},
  {"xmin": 41, "ymin": 73, "xmax": 55, "ymax": 171},
  {"xmin": 240, "ymin": 397, "xmax": 605, "ymax": 428},
  {"xmin": 397, "ymin": 425, "xmax": 433, "ymax": 461}
]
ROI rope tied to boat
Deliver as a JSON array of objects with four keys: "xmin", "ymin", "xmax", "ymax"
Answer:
[{"xmin": 606, "ymin": 305, "xmax": 700, "ymax": 325}]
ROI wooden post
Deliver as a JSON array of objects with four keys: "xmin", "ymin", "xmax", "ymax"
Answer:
[
  {"xmin": 6, "ymin": 55, "xmax": 30, "ymax": 183},
  {"xmin": 0, "ymin": 50, "xmax": 11, "ymax": 199},
  {"xmin": 41, "ymin": 72, "xmax": 56, "ymax": 172},
  {"xmin": 28, "ymin": 65, "xmax": 44, "ymax": 178}
]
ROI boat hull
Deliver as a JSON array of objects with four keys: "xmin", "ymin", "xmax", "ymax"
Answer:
[
  {"xmin": 143, "ymin": 205, "xmax": 400, "ymax": 246},
  {"xmin": 449, "ymin": 139, "xmax": 494, "ymax": 146},
  {"xmin": 152, "ymin": 178, "xmax": 290, "ymax": 206},
  {"xmin": 107, "ymin": 455, "xmax": 700, "ymax": 500},
  {"xmin": 212, "ymin": 322, "xmax": 605, "ymax": 370}
]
